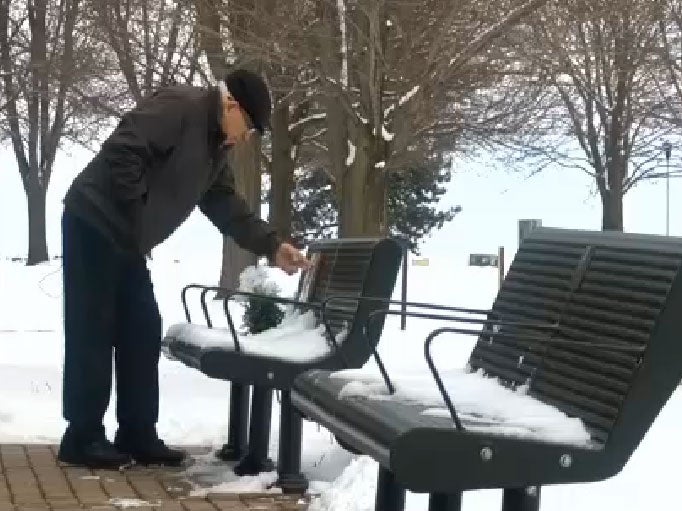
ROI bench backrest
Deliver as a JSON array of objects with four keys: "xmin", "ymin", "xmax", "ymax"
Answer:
[
  {"xmin": 468, "ymin": 228, "xmax": 682, "ymax": 458},
  {"xmin": 295, "ymin": 237, "xmax": 403, "ymax": 368}
]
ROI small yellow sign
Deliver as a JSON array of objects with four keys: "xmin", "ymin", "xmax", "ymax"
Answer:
[{"xmin": 412, "ymin": 258, "xmax": 430, "ymax": 266}]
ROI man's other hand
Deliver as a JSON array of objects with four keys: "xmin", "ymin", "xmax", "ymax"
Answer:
[{"xmin": 273, "ymin": 242, "xmax": 313, "ymax": 275}]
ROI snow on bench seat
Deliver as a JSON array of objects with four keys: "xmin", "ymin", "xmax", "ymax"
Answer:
[
  {"xmin": 165, "ymin": 311, "xmax": 348, "ymax": 363},
  {"xmin": 329, "ymin": 367, "xmax": 592, "ymax": 447}
]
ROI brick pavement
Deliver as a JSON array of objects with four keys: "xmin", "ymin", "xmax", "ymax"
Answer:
[{"xmin": 0, "ymin": 445, "xmax": 309, "ymax": 511}]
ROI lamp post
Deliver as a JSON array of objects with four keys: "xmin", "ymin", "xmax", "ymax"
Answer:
[{"xmin": 663, "ymin": 141, "xmax": 672, "ymax": 236}]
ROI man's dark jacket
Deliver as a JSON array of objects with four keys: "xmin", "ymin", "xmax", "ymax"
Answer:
[{"xmin": 64, "ymin": 85, "xmax": 280, "ymax": 258}]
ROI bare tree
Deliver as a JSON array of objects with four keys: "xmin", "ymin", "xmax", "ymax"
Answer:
[
  {"xmin": 0, "ymin": 0, "xmax": 97, "ymax": 263},
  {"xmin": 218, "ymin": 0, "xmax": 549, "ymax": 238},
  {"xmin": 86, "ymin": 0, "xmax": 208, "ymax": 113},
  {"xmin": 309, "ymin": 0, "xmax": 550, "ymax": 236},
  {"xmin": 485, "ymin": 0, "xmax": 673, "ymax": 231}
]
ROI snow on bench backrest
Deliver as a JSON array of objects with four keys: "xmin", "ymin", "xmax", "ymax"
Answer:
[{"xmin": 468, "ymin": 228, "xmax": 682, "ymax": 448}]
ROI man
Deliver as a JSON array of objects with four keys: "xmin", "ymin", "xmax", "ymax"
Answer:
[{"xmin": 58, "ymin": 69, "xmax": 310, "ymax": 469}]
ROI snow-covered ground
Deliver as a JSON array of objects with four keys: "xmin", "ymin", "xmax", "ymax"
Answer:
[{"xmin": 3, "ymin": 144, "xmax": 682, "ymax": 509}]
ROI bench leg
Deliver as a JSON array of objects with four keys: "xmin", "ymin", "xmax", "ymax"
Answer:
[
  {"xmin": 275, "ymin": 390, "xmax": 308, "ymax": 494},
  {"xmin": 216, "ymin": 383, "xmax": 250, "ymax": 462},
  {"xmin": 375, "ymin": 466, "xmax": 405, "ymax": 511},
  {"xmin": 234, "ymin": 386, "xmax": 275, "ymax": 476},
  {"xmin": 429, "ymin": 492, "xmax": 462, "ymax": 511},
  {"xmin": 502, "ymin": 486, "xmax": 541, "ymax": 511}
]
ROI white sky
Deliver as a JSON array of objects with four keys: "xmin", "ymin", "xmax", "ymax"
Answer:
[{"xmin": 1, "ymin": 140, "xmax": 676, "ymax": 263}]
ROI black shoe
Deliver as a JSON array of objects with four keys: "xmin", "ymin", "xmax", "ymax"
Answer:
[
  {"xmin": 114, "ymin": 430, "xmax": 186, "ymax": 467},
  {"xmin": 58, "ymin": 427, "xmax": 132, "ymax": 469}
]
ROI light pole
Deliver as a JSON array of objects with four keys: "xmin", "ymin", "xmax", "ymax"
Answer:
[{"xmin": 663, "ymin": 141, "xmax": 672, "ymax": 236}]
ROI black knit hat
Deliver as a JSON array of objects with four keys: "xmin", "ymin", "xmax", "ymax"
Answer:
[{"xmin": 223, "ymin": 69, "xmax": 272, "ymax": 135}]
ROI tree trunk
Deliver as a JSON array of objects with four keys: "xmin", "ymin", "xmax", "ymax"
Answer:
[
  {"xmin": 339, "ymin": 129, "xmax": 387, "ymax": 237},
  {"xmin": 26, "ymin": 174, "xmax": 48, "ymax": 265},
  {"xmin": 601, "ymin": 190, "xmax": 623, "ymax": 231},
  {"xmin": 219, "ymin": 139, "xmax": 261, "ymax": 290},
  {"xmin": 269, "ymin": 101, "xmax": 294, "ymax": 241},
  {"xmin": 601, "ymin": 141, "xmax": 626, "ymax": 232}
]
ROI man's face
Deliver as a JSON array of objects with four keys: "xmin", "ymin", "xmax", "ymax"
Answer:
[{"xmin": 221, "ymin": 95, "xmax": 257, "ymax": 146}]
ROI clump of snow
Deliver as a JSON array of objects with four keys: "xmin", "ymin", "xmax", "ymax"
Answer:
[
  {"xmin": 345, "ymin": 141, "xmax": 356, "ymax": 166},
  {"xmin": 398, "ymin": 85, "xmax": 420, "ymax": 106},
  {"xmin": 181, "ymin": 451, "xmax": 281, "ymax": 496},
  {"xmin": 337, "ymin": 0, "xmax": 348, "ymax": 88},
  {"xmin": 333, "ymin": 368, "xmax": 592, "ymax": 446},
  {"xmin": 238, "ymin": 266, "xmax": 281, "ymax": 297},
  {"xmin": 308, "ymin": 456, "xmax": 378, "ymax": 511},
  {"xmin": 289, "ymin": 113, "xmax": 326, "ymax": 132},
  {"xmin": 190, "ymin": 472, "xmax": 280, "ymax": 497},
  {"xmin": 108, "ymin": 498, "xmax": 160, "ymax": 508},
  {"xmin": 166, "ymin": 311, "xmax": 349, "ymax": 363},
  {"xmin": 381, "ymin": 124, "xmax": 394, "ymax": 142},
  {"xmin": 374, "ymin": 161, "xmax": 385, "ymax": 169}
]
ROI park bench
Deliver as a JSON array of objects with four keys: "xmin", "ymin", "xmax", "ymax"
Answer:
[
  {"xmin": 289, "ymin": 227, "xmax": 682, "ymax": 510},
  {"xmin": 161, "ymin": 237, "xmax": 402, "ymax": 489}
]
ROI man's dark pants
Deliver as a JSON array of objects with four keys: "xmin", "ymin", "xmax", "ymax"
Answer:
[{"xmin": 62, "ymin": 209, "xmax": 162, "ymax": 440}]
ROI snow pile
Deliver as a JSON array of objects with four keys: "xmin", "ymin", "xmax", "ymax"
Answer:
[
  {"xmin": 333, "ymin": 367, "xmax": 592, "ymax": 446},
  {"xmin": 238, "ymin": 265, "xmax": 281, "ymax": 297},
  {"xmin": 166, "ymin": 310, "xmax": 348, "ymax": 363},
  {"xmin": 183, "ymin": 453, "xmax": 280, "ymax": 497},
  {"xmin": 308, "ymin": 457, "xmax": 378, "ymax": 511}
]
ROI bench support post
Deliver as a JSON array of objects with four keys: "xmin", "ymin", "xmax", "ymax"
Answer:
[
  {"xmin": 376, "ymin": 467, "xmax": 406, "ymax": 511},
  {"xmin": 234, "ymin": 386, "xmax": 274, "ymax": 476},
  {"xmin": 216, "ymin": 383, "xmax": 250, "ymax": 461},
  {"xmin": 275, "ymin": 390, "xmax": 308, "ymax": 493},
  {"xmin": 429, "ymin": 492, "xmax": 462, "ymax": 511},
  {"xmin": 502, "ymin": 486, "xmax": 541, "ymax": 511}
]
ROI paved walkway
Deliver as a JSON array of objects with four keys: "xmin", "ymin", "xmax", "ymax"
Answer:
[{"xmin": 0, "ymin": 445, "xmax": 309, "ymax": 511}]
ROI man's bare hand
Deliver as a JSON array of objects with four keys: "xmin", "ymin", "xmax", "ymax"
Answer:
[{"xmin": 273, "ymin": 242, "xmax": 313, "ymax": 275}]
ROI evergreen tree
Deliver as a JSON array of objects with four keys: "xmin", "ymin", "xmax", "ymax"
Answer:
[
  {"xmin": 239, "ymin": 267, "xmax": 285, "ymax": 335},
  {"xmin": 290, "ymin": 156, "xmax": 459, "ymax": 253}
]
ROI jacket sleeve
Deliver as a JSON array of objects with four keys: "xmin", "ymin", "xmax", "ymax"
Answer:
[{"xmin": 199, "ymin": 152, "xmax": 281, "ymax": 259}]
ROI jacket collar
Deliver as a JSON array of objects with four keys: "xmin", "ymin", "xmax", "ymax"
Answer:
[{"xmin": 209, "ymin": 86, "xmax": 228, "ymax": 148}]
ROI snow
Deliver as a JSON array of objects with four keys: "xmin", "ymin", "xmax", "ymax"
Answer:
[
  {"xmin": 308, "ymin": 457, "xmax": 377, "ymax": 511},
  {"xmin": 184, "ymin": 452, "xmax": 280, "ymax": 497},
  {"xmin": 398, "ymin": 85, "xmax": 420, "ymax": 107},
  {"xmin": 109, "ymin": 498, "xmax": 160, "ymax": 508},
  {"xmin": 337, "ymin": 0, "xmax": 348, "ymax": 88},
  {"xmin": 166, "ymin": 310, "xmax": 348, "ymax": 363},
  {"xmin": 374, "ymin": 161, "xmax": 385, "ymax": 169},
  {"xmin": 381, "ymin": 124, "xmax": 394, "ymax": 142},
  {"xmin": 238, "ymin": 265, "xmax": 281, "ymax": 297},
  {"xmin": 5, "ymin": 252, "xmax": 681, "ymax": 510},
  {"xmin": 288, "ymin": 113, "xmax": 326, "ymax": 132},
  {"xmin": 331, "ymin": 368, "xmax": 591, "ymax": 446},
  {"xmin": 345, "ymin": 140, "xmax": 355, "ymax": 166}
]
